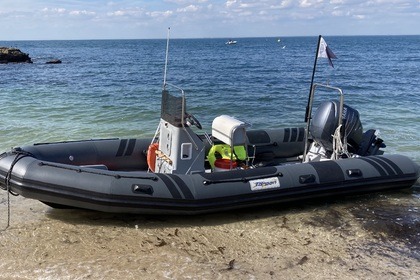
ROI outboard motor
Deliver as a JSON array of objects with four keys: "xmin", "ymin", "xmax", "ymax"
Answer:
[{"xmin": 310, "ymin": 100, "xmax": 363, "ymax": 154}]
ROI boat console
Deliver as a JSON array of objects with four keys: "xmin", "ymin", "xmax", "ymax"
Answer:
[{"xmin": 153, "ymin": 87, "xmax": 206, "ymax": 174}]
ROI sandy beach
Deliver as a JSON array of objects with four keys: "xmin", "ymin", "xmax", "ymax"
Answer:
[{"xmin": 1, "ymin": 184, "xmax": 419, "ymax": 280}]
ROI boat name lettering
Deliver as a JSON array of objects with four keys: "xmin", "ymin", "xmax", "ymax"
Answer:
[
  {"xmin": 249, "ymin": 177, "xmax": 280, "ymax": 191},
  {"xmin": 342, "ymin": 106, "xmax": 348, "ymax": 119}
]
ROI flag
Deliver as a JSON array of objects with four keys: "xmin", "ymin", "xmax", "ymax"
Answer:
[
  {"xmin": 305, "ymin": 35, "xmax": 338, "ymax": 123},
  {"xmin": 317, "ymin": 37, "xmax": 337, "ymax": 67}
]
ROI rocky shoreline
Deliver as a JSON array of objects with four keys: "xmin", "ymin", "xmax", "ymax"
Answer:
[
  {"xmin": 0, "ymin": 47, "xmax": 61, "ymax": 64},
  {"xmin": 0, "ymin": 47, "xmax": 32, "ymax": 63}
]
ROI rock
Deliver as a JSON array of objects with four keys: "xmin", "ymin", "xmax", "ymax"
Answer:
[
  {"xmin": 46, "ymin": 59, "xmax": 62, "ymax": 64},
  {"xmin": 0, "ymin": 47, "xmax": 32, "ymax": 63}
]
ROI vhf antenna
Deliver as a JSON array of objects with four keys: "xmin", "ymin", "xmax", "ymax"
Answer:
[{"xmin": 163, "ymin": 27, "xmax": 170, "ymax": 90}]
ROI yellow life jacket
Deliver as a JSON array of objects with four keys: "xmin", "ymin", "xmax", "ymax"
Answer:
[{"xmin": 207, "ymin": 144, "xmax": 247, "ymax": 169}]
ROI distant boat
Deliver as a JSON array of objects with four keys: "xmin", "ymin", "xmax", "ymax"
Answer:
[
  {"xmin": 226, "ymin": 39, "xmax": 237, "ymax": 45},
  {"xmin": 277, "ymin": 38, "xmax": 286, "ymax": 48}
]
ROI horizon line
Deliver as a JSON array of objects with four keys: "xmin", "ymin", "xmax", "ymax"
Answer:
[{"xmin": 1, "ymin": 34, "xmax": 419, "ymax": 42}]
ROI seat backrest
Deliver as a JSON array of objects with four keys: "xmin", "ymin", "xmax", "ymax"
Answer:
[{"xmin": 212, "ymin": 115, "xmax": 249, "ymax": 146}]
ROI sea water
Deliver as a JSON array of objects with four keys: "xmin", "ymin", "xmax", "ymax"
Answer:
[
  {"xmin": 0, "ymin": 36, "xmax": 419, "ymax": 278},
  {"xmin": 0, "ymin": 36, "xmax": 419, "ymax": 162}
]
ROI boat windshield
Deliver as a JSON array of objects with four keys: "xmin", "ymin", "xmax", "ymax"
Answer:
[{"xmin": 160, "ymin": 88, "xmax": 186, "ymax": 128}]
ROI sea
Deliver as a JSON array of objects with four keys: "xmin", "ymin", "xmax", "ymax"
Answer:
[
  {"xmin": 0, "ymin": 36, "xmax": 419, "ymax": 278},
  {"xmin": 0, "ymin": 36, "xmax": 419, "ymax": 161}
]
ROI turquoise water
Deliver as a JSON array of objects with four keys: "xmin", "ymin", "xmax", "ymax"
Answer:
[{"xmin": 0, "ymin": 36, "xmax": 419, "ymax": 163}]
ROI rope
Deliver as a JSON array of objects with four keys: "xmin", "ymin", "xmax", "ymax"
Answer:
[
  {"xmin": 2, "ymin": 174, "xmax": 12, "ymax": 231},
  {"xmin": 331, "ymin": 125, "xmax": 351, "ymax": 160},
  {"xmin": 1, "ymin": 151, "xmax": 29, "ymax": 231}
]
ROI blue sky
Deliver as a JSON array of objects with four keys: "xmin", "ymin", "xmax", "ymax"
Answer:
[{"xmin": 1, "ymin": 0, "xmax": 419, "ymax": 40}]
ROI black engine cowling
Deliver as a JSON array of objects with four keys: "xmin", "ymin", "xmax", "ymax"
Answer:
[{"xmin": 310, "ymin": 100, "xmax": 363, "ymax": 153}]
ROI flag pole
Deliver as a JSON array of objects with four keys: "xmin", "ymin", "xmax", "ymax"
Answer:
[{"xmin": 305, "ymin": 35, "xmax": 322, "ymax": 123}]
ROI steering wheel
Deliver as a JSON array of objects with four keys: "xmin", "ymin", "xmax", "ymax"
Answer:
[{"xmin": 185, "ymin": 113, "xmax": 202, "ymax": 130}]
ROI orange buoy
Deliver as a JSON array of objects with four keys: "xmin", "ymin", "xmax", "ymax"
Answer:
[{"xmin": 147, "ymin": 142, "xmax": 159, "ymax": 172}]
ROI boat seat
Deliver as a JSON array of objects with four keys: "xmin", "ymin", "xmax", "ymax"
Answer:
[
  {"xmin": 212, "ymin": 115, "xmax": 250, "ymax": 146},
  {"xmin": 210, "ymin": 115, "xmax": 250, "ymax": 169}
]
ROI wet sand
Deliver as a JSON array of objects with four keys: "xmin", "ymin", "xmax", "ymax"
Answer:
[{"xmin": 1, "ymin": 185, "xmax": 419, "ymax": 280}]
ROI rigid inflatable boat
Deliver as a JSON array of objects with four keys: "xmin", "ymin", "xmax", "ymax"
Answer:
[{"xmin": 0, "ymin": 82, "xmax": 419, "ymax": 215}]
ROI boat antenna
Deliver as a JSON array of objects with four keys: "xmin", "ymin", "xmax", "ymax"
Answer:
[{"xmin": 163, "ymin": 27, "xmax": 170, "ymax": 90}]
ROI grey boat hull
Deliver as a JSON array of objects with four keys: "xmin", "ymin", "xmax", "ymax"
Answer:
[{"xmin": 0, "ymin": 134, "xmax": 418, "ymax": 215}]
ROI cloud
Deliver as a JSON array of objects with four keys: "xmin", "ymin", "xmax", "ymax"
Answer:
[
  {"xmin": 299, "ymin": 0, "xmax": 323, "ymax": 8},
  {"xmin": 226, "ymin": 0, "xmax": 237, "ymax": 8},
  {"xmin": 278, "ymin": 0, "xmax": 294, "ymax": 9},
  {"xmin": 0, "ymin": 0, "xmax": 418, "ymax": 39},
  {"xmin": 42, "ymin": 7, "xmax": 67, "ymax": 15},
  {"xmin": 69, "ymin": 10, "xmax": 96, "ymax": 16},
  {"xmin": 147, "ymin": 10, "xmax": 173, "ymax": 18},
  {"xmin": 107, "ymin": 8, "xmax": 145, "ymax": 17},
  {"xmin": 177, "ymin": 5, "xmax": 200, "ymax": 13},
  {"xmin": 166, "ymin": 0, "xmax": 208, "ymax": 3},
  {"xmin": 352, "ymin": 14, "xmax": 366, "ymax": 19},
  {"xmin": 40, "ymin": 7, "xmax": 97, "ymax": 19}
]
